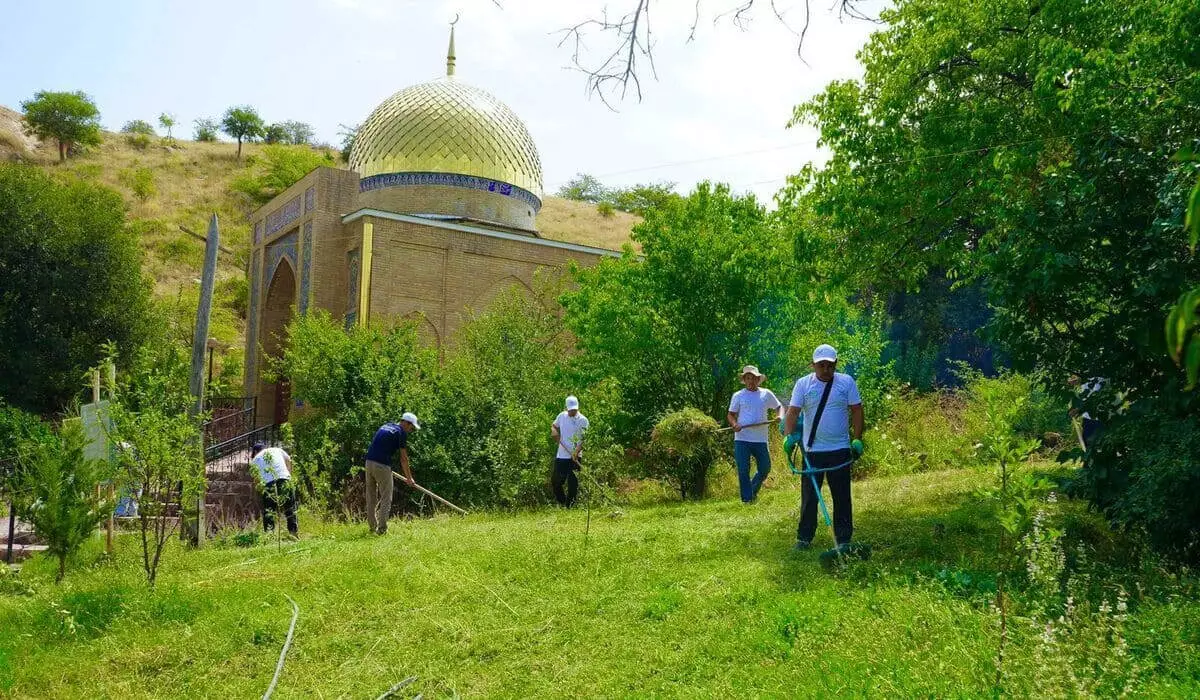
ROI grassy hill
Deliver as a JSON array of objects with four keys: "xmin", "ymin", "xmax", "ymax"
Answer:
[
  {"xmin": 0, "ymin": 108, "xmax": 638, "ymax": 380},
  {"xmin": 1, "ymin": 465, "xmax": 1197, "ymax": 697}
]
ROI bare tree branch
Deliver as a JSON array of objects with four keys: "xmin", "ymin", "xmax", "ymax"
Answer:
[{"xmin": 556, "ymin": 0, "xmax": 877, "ymax": 106}]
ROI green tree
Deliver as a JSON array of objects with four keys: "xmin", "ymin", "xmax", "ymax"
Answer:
[
  {"xmin": 562, "ymin": 182, "xmax": 801, "ymax": 443},
  {"xmin": 785, "ymin": 0, "xmax": 1200, "ymax": 557},
  {"xmin": 556, "ymin": 172, "xmax": 609, "ymax": 203},
  {"xmin": 231, "ymin": 144, "xmax": 334, "ymax": 205},
  {"xmin": 608, "ymin": 181, "xmax": 678, "ymax": 215},
  {"xmin": 121, "ymin": 120, "xmax": 155, "ymax": 136},
  {"xmin": 0, "ymin": 164, "xmax": 151, "ymax": 414},
  {"xmin": 15, "ymin": 421, "xmax": 113, "ymax": 582},
  {"xmin": 20, "ymin": 90, "xmax": 102, "ymax": 162},
  {"xmin": 193, "ymin": 118, "xmax": 219, "ymax": 142},
  {"xmin": 107, "ymin": 340, "xmax": 203, "ymax": 588},
  {"xmin": 338, "ymin": 123, "xmax": 358, "ymax": 163},
  {"xmin": 262, "ymin": 123, "xmax": 288, "ymax": 145},
  {"xmin": 220, "ymin": 105, "xmax": 264, "ymax": 160},
  {"xmin": 158, "ymin": 112, "xmax": 176, "ymax": 140},
  {"xmin": 279, "ymin": 120, "xmax": 315, "ymax": 146}
]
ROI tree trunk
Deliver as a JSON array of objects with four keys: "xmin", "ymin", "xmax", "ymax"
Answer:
[
  {"xmin": 236, "ymin": 137, "xmax": 243, "ymax": 161},
  {"xmin": 56, "ymin": 553, "xmax": 66, "ymax": 582},
  {"xmin": 57, "ymin": 140, "xmax": 66, "ymax": 162}
]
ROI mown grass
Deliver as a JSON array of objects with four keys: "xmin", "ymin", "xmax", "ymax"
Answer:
[{"xmin": 2, "ymin": 464, "xmax": 1197, "ymax": 698}]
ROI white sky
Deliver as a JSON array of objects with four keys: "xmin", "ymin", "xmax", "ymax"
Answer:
[{"xmin": 0, "ymin": 0, "xmax": 881, "ymax": 202}]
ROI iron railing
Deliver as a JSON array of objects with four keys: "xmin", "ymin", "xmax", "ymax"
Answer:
[{"xmin": 204, "ymin": 424, "xmax": 279, "ymax": 475}]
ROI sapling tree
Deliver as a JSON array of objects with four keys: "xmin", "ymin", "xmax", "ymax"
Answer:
[
  {"xmin": 158, "ymin": 112, "xmax": 176, "ymax": 140},
  {"xmin": 16, "ymin": 422, "xmax": 114, "ymax": 582},
  {"xmin": 105, "ymin": 342, "xmax": 204, "ymax": 588},
  {"xmin": 220, "ymin": 106, "xmax": 265, "ymax": 161}
]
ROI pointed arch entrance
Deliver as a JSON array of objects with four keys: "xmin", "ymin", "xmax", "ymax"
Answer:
[{"xmin": 260, "ymin": 259, "xmax": 296, "ymax": 426}]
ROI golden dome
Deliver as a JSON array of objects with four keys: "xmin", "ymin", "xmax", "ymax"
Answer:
[{"xmin": 349, "ymin": 76, "xmax": 544, "ymax": 201}]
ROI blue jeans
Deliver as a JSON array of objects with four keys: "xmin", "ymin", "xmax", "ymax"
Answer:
[{"xmin": 734, "ymin": 440, "xmax": 771, "ymax": 503}]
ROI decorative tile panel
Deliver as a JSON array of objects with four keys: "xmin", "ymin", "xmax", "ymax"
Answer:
[
  {"xmin": 266, "ymin": 230, "xmax": 298, "ymax": 282},
  {"xmin": 346, "ymin": 248, "xmax": 361, "ymax": 316},
  {"xmin": 299, "ymin": 222, "xmax": 313, "ymax": 316},
  {"xmin": 253, "ymin": 220, "xmax": 262, "ymax": 246},
  {"xmin": 266, "ymin": 195, "xmax": 303, "ymax": 237},
  {"xmin": 359, "ymin": 171, "xmax": 542, "ymax": 212},
  {"xmin": 344, "ymin": 310, "xmax": 357, "ymax": 330},
  {"xmin": 304, "ymin": 186, "xmax": 315, "ymax": 213}
]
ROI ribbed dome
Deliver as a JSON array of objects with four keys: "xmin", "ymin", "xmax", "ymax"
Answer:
[{"xmin": 349, "ymin": 77, "xmax": 543, "ymax": 199}]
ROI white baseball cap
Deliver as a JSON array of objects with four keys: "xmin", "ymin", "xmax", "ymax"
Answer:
[
  {"xmin": 565, "ymin": 395, "xmax": 580, "ymax": 410},
  {"xmin": 401, "ymin": 411, "xmax": 421, "ymax": 430},
  {"xmin": 812, "ymin": 344, "xmax": 838, "ymax": 363}
]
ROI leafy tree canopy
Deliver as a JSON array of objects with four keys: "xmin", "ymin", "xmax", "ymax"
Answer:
[
  {"xmin": 0, "ymin": 164, "xmax": 151, "ymax": 414},
  {"xmin": 220, "ymin": 105, "xmax": 265, "ymax": 160},
  {"xmin": 20, "ymin": 90, "xmax": 102, "ymax": 162}
]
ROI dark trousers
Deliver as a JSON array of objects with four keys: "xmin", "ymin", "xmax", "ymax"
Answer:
[
  {"xmin": 552, "ymin": 457, "xmax": 579, "ymax": 507},
  {"xmin": 797, "ymin": 448, "xmax": 854, "ymax": 545},
  {"xmin": 263, "ymin": 479, "xmax": 298, "ymax": 536}
]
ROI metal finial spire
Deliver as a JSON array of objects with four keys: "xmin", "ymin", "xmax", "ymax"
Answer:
[{"xmin": 447, "ymin": 15, "xmax": 459, "ymax": 77}]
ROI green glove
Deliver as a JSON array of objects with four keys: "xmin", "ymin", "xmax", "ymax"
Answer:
[
  {"xmin": 784, "ymin": 432, "xmax": 802, "ymax": 456},
  {"xmin": 851, "ymin": 439, "xmax": 865, "ymax": 457}
]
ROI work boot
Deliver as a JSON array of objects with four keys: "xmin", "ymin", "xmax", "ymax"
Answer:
[{"xmin": 793, "ymin": 540, "xmax": 811, "ymax": 551}]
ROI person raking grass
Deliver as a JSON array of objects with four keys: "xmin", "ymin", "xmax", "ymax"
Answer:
[
  {"xmin": 363, "ymin": 413, "xmax": 420, "ymax": 535},
  {"xmin": 784, "ymin": 344, "xmax": 867, "ymax": 563},
  {"xmin": 727, "ymin": 364, "xmax": 782, "ymax": 504},
  {"xmin": 550, "ymin": 395, "xmax": 589, "ymax": 507}
]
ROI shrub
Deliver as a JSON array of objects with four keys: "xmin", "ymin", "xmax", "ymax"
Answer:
[
  {"xmin": 231, "ymin": 144, "xmax": 333, "ymax": 205},
  {"xmin": 121, "ymin": 120, "xmax": 155, "ymax": 150},
  {"xmin": 193, "ymin": 118, "xmax": 219, "ymax": 142},
  {"xmin": 596, "ymin": 201, "xmax": 615, "ymax": 218},
  {"xmin": 277, "ymin": 311, "xmax": 435, "ymax": 508},
  {"xmin": 118, "ymin": 166, "xmax": 156, "ymax": 200},
  {"xmin": 645, "ymin": 408, "xmax": 723, "ymax": 499},
  {"xmin": 15, "ymin": 422, "xmax": 114, "ymax": 582}
]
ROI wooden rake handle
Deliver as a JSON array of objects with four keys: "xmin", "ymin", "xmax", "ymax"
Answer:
[{"xmin": 391, "ymin": 471, "xmax": 468, "ymax": 515}]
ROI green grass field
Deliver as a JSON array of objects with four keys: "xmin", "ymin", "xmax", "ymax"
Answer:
[{"xmin": 2, "ymin": 466, "xmax": 1198, "ymax": 698}]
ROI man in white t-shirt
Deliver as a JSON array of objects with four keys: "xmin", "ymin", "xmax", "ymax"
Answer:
[
  {"xmin": 784, "ymin": 344, "xmax": 865, "ymax": 550},
  {"xmin": 727, "ymin": 365, "xmax": 782, "ymax": 503},
  {"xmin": 550, "ymin": 395, "xmax": 589, "ymax": 507},
  {"xmin": 250, "ymin": 441, "xmax": 298, "ymax": 537}
]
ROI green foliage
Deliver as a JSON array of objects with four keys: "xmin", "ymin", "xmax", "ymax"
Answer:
[
  {"xmin": 262, "ymin": 123, "xmax": 287, "ymax": 145},
  {"xmin": 121, "ymin": 120, "xmax": 155, "ymax": 151},
  {"xmin": 645, "ymin": 407, "xmax": 723, "ymax": 499},
  {"xmin": 193, "ymin": 118, "xmax": 219, "ymax": 142},
  {"xmin": 15, "ymin": 422, "xmax": 114, "ymax": 582},
  {"xmin": 337, "ymin": 123, "xmax": 357, "ymax": 163},
  {"xmin": 0, "ymin": 164, "xmax": 151, "ymax": 414},
  {"xmin": 1167, "ymin": 165, "xmax": 1200, "ymax": 388},
  {"xmin": 556, "ymin": 172, "xmax": 679, "ymax": 215},
  {"xmin": 157, "ymin": 112, "xmax": 176, "ymax": 140},
  {"xmin": 118, "ymin": 165, "xmax": 156, "ymax": 200},
  {"xmin": 785, "ymin": 0, "xmax": 1200, "ymax": 561},
  {"xmin": 595, "ymin": 201, "xmax": 615, "ymax": 218},
  {"xmin": 106, "ymin": 338, "xmax": 203, "ymax": 587},
  {"xmin": 220, "ymin": 105, "xmax": 264, "ymax": 160},
  {"xmin": 418, "ymin": 281, "xmax": 585, "ymax": 507},
  {"xmin": 231, "ymin": 144, "xmax": 333, "ymax": 205},
  {"xmin": 562, "ymin": 182, "xmax": 806, "ymax": 443},
  {"xmin": 278, "ymin": 120, "xmax": 315, "ymax": 146},
  {"xmin": 20, "ymin": 90, "xmax": 102, "ymax": 162},
  {"xmin": 276, "ymin": 311, "xmax": 435, "ymax": 506},
  {"xmin": 556, "ymin": 172, "xmax": 608, "ymax": 203},
  {"xmin": 0, "ymin": 403, "xmax": 51, "ymax": 467}
]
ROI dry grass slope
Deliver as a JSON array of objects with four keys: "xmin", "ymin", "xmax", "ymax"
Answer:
[{"xmin": 1, "ymin": 108, "xmax": 637, "ymax": 377}]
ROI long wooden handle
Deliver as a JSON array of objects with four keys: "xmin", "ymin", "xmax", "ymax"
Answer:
[
  {"xmin": 392, "ymin": 471, "xmax": 468, "ymax": 515},
  {"xmin": 718, "ymin": 418, "xmax": 776, "ymax": 432}
]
